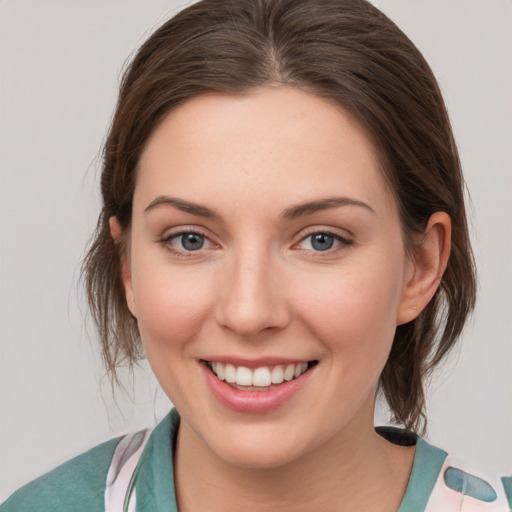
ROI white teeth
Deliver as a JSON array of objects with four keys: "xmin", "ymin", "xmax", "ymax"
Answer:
[
  {"xmin": 210, "ymin": 361, "xmax": 310, "ymax": 387},
  {"xmin": 294, "ymin": 362, "xmax": 308, "ymax": 378},
  {"xmin": 252, "ymin": 367, "xmax": 272, "ymax": 387},
  {"xmin": 225, "ymin": 364, "xmax": 236, "ymax": 383},
  {"xmin": 284, "ymin": 364, "xmax": 295, "ymax": 381},
  {"xmin": 271, "ymin": 365, "xmax": 284, "ymax": 384},
  {"xmin": 216, "ymin": 362, "xmax": 225, "ymax": 381},
  {"xmin": 235, "ymin": 366, "xmax": 253, "ymax": 386}
]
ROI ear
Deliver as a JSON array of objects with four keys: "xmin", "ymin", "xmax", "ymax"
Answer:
[
  {"xmin": 396, "ymin": 212, "xmax": 451, "ymax": 325},
  {"xmin": 109, "ymin": 216, "xmax": 137, "ymax": 318}
]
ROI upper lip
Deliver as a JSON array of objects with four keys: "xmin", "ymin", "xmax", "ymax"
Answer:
[{"xmin": 200, "ymin": 357, "xmax": 316, "ymax": 369}]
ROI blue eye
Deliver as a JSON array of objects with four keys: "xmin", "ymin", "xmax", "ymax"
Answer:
[
  {"xmin": 310, "ymin": 233, "xmax": 335, "ymax": 251},
  {"xmin": 299, "ymin": 231, "xmax": 351, "ymax": 252},
  {"xmin": 161, "ymin": 231, "xmax": 211, "ymax": 255},
  {"xmin": 175, "ymin": 232, "xmax": 205, "ymax": 251},
  {"xmin": 180, "ymin": 232, "xmax": 205, "ymax": 251}
]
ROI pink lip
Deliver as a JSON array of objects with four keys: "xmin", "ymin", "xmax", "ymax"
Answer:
[{"xmin": 201, "ymin": 362, "xmax": 314, "ymax": 413}]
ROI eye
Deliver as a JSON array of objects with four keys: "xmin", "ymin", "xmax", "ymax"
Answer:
[
  {"xmin": 298, "ymin": 231, "xmax": 352, "ymax": 252},
  {"xmin": 161, "ymin": 230, "xmax": 215, "ymax": 256},
  {"xmin": 176, "ymin": 232, "xmax": 205, "ymax": 251},
  {"xmin": 309, "ymin": 233, "xmax": 335, "ymax": 251}
]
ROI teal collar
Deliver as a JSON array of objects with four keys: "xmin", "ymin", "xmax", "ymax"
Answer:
[
  {"xmin": 398, "ymin": 436, "xmax": 447, "ymax": 511},
  {"xmin": 132, "ymin": 409, "xmax": 180, "ymax": 512}
]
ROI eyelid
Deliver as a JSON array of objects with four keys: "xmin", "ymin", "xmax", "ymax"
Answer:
[
  {"xmin": 295, "ymin": 226, "xmax": 353, "ymax": 243},
  {"xmin": 162, "ymin": 226, "xmax": 209, "ymax": 239}
]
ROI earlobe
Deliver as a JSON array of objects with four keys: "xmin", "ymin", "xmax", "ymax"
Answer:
[
  {"xmin": 109, "ymin": 216, "xmax": 137, "ymax": 318},
  {"xmin": 396, "ymin": 212, "xmax": 451, "ymax": 325}
]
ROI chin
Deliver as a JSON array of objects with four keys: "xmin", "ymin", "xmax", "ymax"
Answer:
[
  {"xmin": 217, "ymin": 441, "xmax": 303, "ymax": 470},
  {"xmin": 201, "ymin": 420, "xmax": 317, "ymax": 470}
]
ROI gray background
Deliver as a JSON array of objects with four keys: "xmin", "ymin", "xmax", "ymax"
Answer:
[{"xmin": 1, "ymin": 0, "xmax": 511, "ymax": 500}]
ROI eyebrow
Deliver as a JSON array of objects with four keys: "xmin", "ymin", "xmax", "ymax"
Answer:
[
  {"xmin": 145, "ymin": 196, "xmax": 220, "ymax": 218},
  {"xmin": 281, "ymin": 197, "xmax": 375, "ymax": 219},
  {"xmin": 144, "ymin": 195, "xmax": 374, "ymax": 219}
]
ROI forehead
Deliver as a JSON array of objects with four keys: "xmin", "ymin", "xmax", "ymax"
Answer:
[{"xmin": 135, "ymin": 86, "xmax": 396, "ymax": 217}]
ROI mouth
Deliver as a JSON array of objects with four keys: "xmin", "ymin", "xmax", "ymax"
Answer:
[{"xmin": 202, "ymin": 360, "xmax": 318, "ymax": 391}]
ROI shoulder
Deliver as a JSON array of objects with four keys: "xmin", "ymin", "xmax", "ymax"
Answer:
[
  {"xmin": 412, "ymin": 436, "xmax": 511, "ymax": 512},
  {"xmin": 377, "ymin": 427, "xmax": 512, "ymax": 511},
  {"xmin": 0, "ymin": 436, "xmax": 122, "ymax": 512},
  {"xmin": 425, "ymin": 451, "xmax": 512, "ymax": 512}
]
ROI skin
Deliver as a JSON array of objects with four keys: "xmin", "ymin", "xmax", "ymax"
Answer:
[{"xmin": 111, "ymin": 86, "xmax": 450, "ymax": 511}]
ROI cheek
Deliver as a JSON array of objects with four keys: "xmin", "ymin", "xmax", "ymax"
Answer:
[
  {"xmin": 130, "ymin": 262, "xmax": 216, "ymax": 403},
  {"xmin": 292, "ymin": 257, "xmax": 404, "ymax": 361},
  {"xmin": 131, "ymin": 260, "xmax": 214, "ymax": 352}
]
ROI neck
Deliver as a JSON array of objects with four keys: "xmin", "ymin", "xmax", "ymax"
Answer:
[{"xmin": 173, "ymin": 411, "xmax": 415, "ymax": 512}]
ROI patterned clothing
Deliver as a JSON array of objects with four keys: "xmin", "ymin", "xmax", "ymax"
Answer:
[{"xmin": 2, "ymin": 409, "xmax": 511, "ymax": 511}]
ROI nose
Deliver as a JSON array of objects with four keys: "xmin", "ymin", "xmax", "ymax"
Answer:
[{"xmin": 214, "ymin": 246, "xmax": 291, "ymax": 338}]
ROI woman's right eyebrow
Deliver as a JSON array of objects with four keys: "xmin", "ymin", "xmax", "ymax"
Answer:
[{"xmin": 144, "ymin": 196, "xmax": 220, "ymax": 219}]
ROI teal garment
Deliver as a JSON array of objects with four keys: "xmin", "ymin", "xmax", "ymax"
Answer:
[
  {"xmin": 0, "ymin": 437, "xmax": 120, "ymax": 512},
  {"xmin": 130, "ymin": 409, "xmax": 179, "ymax": 511},
  {"xmin": 2, "ymin": 409, "xmax": 510, "ymax": 512},
  {"xmin": 502, "ymin": 477, "xmax": 512, "ymax": 509}
]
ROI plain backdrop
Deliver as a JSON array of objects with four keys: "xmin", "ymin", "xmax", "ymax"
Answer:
[{"xmin": 1, "ymin": 0, "xmax": 511, "ymax": 501}]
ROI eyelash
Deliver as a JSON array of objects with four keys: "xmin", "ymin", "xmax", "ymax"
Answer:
[{"xmin": 159, "ymin": 228, "xmax": 353, "ymax": 258}]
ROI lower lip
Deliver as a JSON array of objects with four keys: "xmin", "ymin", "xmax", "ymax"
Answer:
[{"xmin": 201, "ymin": 363, "xmax": 313, "ymax": 413}]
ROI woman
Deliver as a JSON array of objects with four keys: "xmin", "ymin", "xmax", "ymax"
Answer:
[{"xmin": 1, "ymin": 0, "xmax": 510, "ymax": 510}]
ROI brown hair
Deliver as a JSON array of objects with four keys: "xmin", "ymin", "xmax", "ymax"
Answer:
[{"xmin": 83, "ymin": 0, "xmax": 476, "ymax": 432}]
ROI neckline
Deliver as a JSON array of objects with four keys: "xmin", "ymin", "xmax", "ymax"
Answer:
[
  {"xmin": 134, "ymin": 411, "xmax": 447, "ymax": 512},
  {"xmin": 376, "ymin": 427, "xmax": 447, "ymax": 512},
  {"xmin": 397, "ymin": 436, "xmax": 447, "ymax": 511},
  {"xmin": 376, "ymin": 426, "xmax": 448, "ymax": 511}
]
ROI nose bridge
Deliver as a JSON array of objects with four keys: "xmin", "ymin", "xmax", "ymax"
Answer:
[{"xmin": 215, "ymin": 241, "xmax": 289, "ymax": 337}]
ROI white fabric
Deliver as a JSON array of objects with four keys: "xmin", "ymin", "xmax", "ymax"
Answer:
[
  {"xmin": 104, "ymin": 429, "xmax": 150, "ymax": 512},
  {"xmin": 425, "ymin": 456, "xmax": 509, "ymax": 512}
]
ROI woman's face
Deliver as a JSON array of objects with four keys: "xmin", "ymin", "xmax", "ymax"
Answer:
[{"xmin": 123, "ymin": 86, "xmax": 417, "ymax": 468}]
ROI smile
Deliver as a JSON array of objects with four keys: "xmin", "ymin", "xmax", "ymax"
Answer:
[
  {"xmin": 201, "ymin": 358, "xmax": 317, "ymax": 413},
  {"xmin": 204, "ymin": 360, "xmax": 317, "ymax": 389}
]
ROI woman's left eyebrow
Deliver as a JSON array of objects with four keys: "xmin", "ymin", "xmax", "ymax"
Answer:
[{"xmin": 281, "ymin": 197, "xmax": 375, "ymax": 219}]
